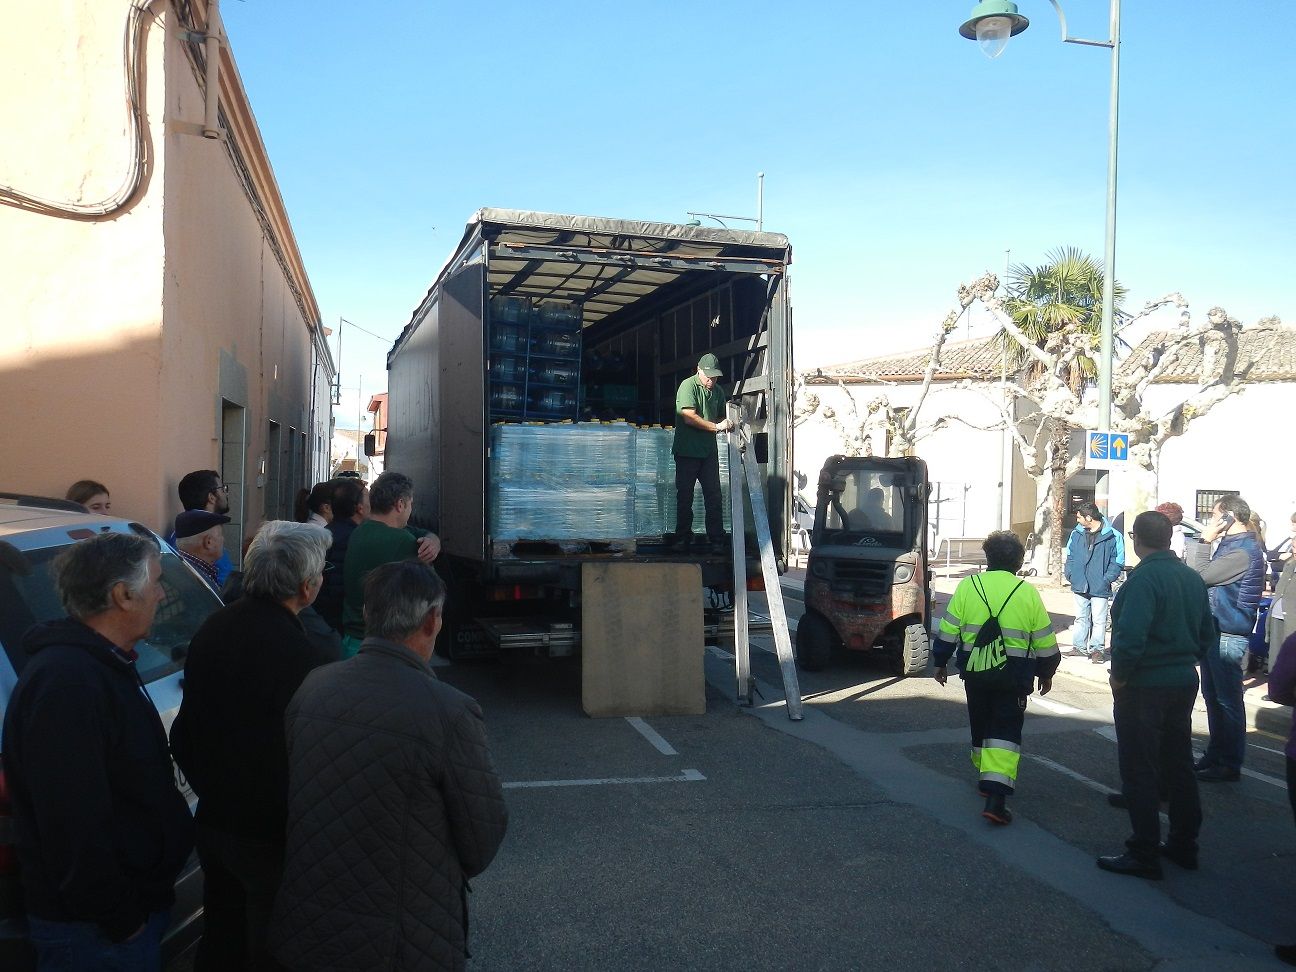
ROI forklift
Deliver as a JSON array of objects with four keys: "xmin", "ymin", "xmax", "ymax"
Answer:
[{"xmin": 796, "ymin": 454, "xmax": 932, "ymax": 676}]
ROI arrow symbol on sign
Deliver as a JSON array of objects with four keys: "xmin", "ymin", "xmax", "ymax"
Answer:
[{"xmin": 1110, "ymin": 435, "xmax": 1127, "ymax": 459}]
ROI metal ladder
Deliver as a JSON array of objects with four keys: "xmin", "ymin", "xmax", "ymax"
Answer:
[{"xmin": 725, "ymin": 407, "xmax": 803, "ymax": 721}]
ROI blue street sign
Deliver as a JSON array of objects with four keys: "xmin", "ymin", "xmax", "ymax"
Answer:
[{"xmin": 1086, "ymin": 431, "xmax": 1127, "ymax": 469}]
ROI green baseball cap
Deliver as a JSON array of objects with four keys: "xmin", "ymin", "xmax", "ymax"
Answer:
[{"xmin": 697, "ymin": 353, "xmax": 723, "ymax": 378}]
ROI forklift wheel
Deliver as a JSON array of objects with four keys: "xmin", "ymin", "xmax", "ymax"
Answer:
[
  {"xmin": 795, "ymin": 613, "xmax": 837, "ymax": 672},
  {"xmin": 895, "ymin": 622, "xmax": 931, "ymax": 677}
]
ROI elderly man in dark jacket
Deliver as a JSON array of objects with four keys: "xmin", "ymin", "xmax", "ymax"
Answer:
[
  {"xmin": 3, "ymin": 533, "xmax": 194, "ymax": 966},
  {"xmin": 1096, "ymin": 511, "xmax": 1217, "ymax": 880},
  {"xmin": 170, "ymin": 520, "xmax": 337, "ymax": 971},
  {"xmin": 271, "ymin": 560, "xmax": 508, "ymax": 971}
]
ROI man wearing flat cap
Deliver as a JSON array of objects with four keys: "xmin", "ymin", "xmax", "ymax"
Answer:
[
  {"xmin": 175, "ymin": 509, "xmax": 230, "ymax": 596},
  {"xmin": 667, "ymin": 352, "xmax": 732, "ymax": 555}
]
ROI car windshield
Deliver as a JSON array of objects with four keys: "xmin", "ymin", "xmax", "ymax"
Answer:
[
  {"xmin": 0, "ymin": 537, "xmax": 218, "ymax": 684},
  {"xmin": 818, "ymin": 469, "xmax": 911, "ymax": 546}
]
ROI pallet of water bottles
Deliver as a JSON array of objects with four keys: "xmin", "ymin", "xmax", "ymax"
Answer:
[
  {"xmin": 487, "ymin": 421, "xmax": 730, "ymax": 547},
  {"xmin": 488, "ymin": 295, "xmax": 583, "ymax": 422}
]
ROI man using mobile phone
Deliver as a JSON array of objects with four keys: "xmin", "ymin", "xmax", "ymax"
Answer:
[{"xmin": 1195, "ymin": 494, "xmax": 1265, "ymax": 781}]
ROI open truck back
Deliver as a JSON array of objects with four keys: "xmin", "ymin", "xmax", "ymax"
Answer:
[{"xmin": 384, "ymin": 209, "xmax": 792, "ymax": 658}]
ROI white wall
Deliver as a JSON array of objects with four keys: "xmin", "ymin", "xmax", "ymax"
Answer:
[
  {"xmin": 1145, "ymin": 382, "xmax": 1295, "ymax": 529},
  {"xmin": 796, "ymin": 381, "xmax": 1010, "ymax": 547}
]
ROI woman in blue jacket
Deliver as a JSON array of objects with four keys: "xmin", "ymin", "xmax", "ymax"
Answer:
[{"xmin": 1064, "ymin": 501, "xmax": 1126, "ymax": 663}]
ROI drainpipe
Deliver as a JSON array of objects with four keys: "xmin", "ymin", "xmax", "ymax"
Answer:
[{"xmin": 202, "ymin": 0, "xmax": 222, "ymax": 139}]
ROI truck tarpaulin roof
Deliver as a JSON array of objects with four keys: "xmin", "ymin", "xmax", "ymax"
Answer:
[{"xmin": 392, "ymin": 209, "xmax": 792, "ymax": 360}]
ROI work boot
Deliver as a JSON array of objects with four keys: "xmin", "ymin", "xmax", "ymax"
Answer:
[
  {"xmin": 981, "ymin": 793, "xmax": 1012, "ymax": 825},
  {"xmin": 1090, "ymin": 650, "xmax": 1107, "ymax": 664}
]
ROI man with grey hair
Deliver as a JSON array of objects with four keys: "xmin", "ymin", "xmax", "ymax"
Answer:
[
  {"xmin": 272, "ymin": 560, "xmax": 508, "ymax": 970},
  {"xmin": 170, "ymin": 520, "xmax": 338, "ymax": 971},
  {"xmin": 3, "ymin": 533, "xmax": 194, "ymax": 966}
]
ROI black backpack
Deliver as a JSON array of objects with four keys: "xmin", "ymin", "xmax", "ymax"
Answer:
[{"xmin": 958, "ymin": 576, "xmax": 1026, "ymax": 689}]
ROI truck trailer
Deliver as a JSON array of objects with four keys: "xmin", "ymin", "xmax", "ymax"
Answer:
[{"xmin": 383, "ymin": 209, "xmax": 793, "ymax": 658}]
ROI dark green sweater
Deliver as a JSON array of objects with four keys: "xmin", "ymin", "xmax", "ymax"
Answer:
[{"xmin": 1110, "ymin": 550, "xmax": 1218, "ymax": 687}]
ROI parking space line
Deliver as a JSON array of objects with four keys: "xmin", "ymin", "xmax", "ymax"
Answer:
[
  {"xmin": 503, "ymin": 769, "xmax": 706, "ymax": 790},
  {"xmin": 625, "ymin": 717, "xmax": 678, "ymax": 756}
]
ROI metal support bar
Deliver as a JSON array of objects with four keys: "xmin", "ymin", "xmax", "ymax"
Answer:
[
  {"xmin": 727, "ymin": 405, "xmax": 802, "ymax": 720},
  {"xmin": 727, "ymin": 411, "xmax": 752, "ymax": 707},
  {"xmin": 492, "ymin": 243, "xmax": 785, "ymax": 276}
]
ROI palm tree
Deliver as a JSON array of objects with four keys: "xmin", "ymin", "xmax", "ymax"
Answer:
[{"xmin": 1000, "ymin": 247, "xmax": 1126, "ymax": 576}]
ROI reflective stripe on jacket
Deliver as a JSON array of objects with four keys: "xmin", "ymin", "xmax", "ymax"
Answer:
[{"xmin": 933, "ymin": 570, "xmax": 1060, "ymax": 689}]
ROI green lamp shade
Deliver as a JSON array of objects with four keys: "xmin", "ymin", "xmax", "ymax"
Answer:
[{"xmin": 959, "ymin": 0, "xmax": 1029, "ymax": 58}]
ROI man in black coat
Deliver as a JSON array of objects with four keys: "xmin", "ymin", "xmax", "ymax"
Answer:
[
  {"xmin": 3, "ymin": 533, "xmax": 194, "ymax": 967},
  {"xmin": 170, "ymin": 520, "xmax": 337, "ymax": 971}
]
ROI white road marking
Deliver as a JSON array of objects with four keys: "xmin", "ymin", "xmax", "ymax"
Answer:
[
  {"xmin": 1239, "ymin": 766, "xmax": 1289, "ymax": 789},
  {"xmin": 1024, "ymin": 754, "xmax": 1169, "ymax": 825},
  {"xmin": 625, "ymin": 717, "xmax": 678, "ymax": 756},
  {"xmin": 503, "ymin": 769, "xmax": 705, "ymax": 790},
  {"xmin": 1030, "ymin": 695, "xmax": 1082, "ymax": 715},
  {"xmin": 1089, "ymin": 726, "xmax": 1287, "ymax": 790}
]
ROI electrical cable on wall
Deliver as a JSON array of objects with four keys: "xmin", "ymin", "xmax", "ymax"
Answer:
[{"xmin": 0, "ymin": 0, "xmax": 155, "ymax": 220}]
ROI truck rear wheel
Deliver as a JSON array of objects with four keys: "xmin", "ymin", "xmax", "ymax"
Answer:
[
  {"xmin": 795, "ymin": 612, "xmax": 837, "ymax": 672},
  {"xmin": 895, "ymin": 622, "xmax": 930, "ymax": 677}
]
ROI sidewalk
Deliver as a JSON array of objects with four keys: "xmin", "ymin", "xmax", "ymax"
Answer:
[{"xmin": 780, "ymin": 567, "xmax": 1293, "ymax": 740}]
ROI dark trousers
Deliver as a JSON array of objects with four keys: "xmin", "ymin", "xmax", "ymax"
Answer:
[
  {"xmin": 1288, "ymin": 757, "xmax": 1296, "ymax": 826},
  {"xmin": 674, "ymin": 453, "xmax": 723, "ymax": 541},
  {"xmin": 194, "ymin": 824, "xmax": 288, "ymax": 972},
  {"xmin": 965, "ymin": 684, "xmax": 1027, "ymax": 795},
  {"xmin": 1112, "ymin": 684, "xmax": 1202, "ymax": 862}
]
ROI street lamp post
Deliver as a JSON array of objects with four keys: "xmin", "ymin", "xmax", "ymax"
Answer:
[{"xmin": 959, "ymin": 0, "xmax": 1122, "ymax": 517}]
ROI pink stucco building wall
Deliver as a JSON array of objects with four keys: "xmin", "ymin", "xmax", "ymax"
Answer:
[{"xmin": 0, "ymin": 0, "xmax": 333, "ymax": 555}]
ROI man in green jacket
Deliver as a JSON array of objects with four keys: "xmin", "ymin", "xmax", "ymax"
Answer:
[
  {"xmin": 342, "ymin": 471, "xmax": 440, "ymax": 657},
  {"xmin": 667, "ymin": 353, "xmax": 733, "ymax": 554},
  {"xmin": 1097, "ymin": 510, "xmax": 1218, "ymax": 880}
]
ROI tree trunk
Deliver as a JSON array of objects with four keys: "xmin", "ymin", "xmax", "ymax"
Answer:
[{"xmin": 1047, "ymin": 423, "xmax": 1069, "ymax": 579}]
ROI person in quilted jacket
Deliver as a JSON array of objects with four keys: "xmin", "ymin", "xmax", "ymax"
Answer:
[{"xmin": 271, "ymin": 560, "xmax": 508, "ymax": 971}]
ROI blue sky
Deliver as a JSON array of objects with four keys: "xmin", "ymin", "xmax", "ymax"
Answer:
[{"xmin": 222, "ymin": 1, "xmax": 1295, "ymax": 428}]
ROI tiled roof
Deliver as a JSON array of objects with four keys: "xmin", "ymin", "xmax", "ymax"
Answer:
[
  {"xmin": 808, "ymin": 326, "xmax": 1296, "ymax": 385},
  {"xmin": 806, "ymin": 336, "xmax": 1004, "ymax": 383},
  {"xmin": 1120, "ymin": 326, "xmax": 1296, "ymax": 383}
]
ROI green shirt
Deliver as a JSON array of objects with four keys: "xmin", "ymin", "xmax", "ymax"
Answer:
[
  {"xmin": 1110, "ymin": 549, "xmax": 1217, "ymax": 688},
  {"xmin": 342, "ymin": 519, "xmax": 420, "ymax": 639},
  {"xmin": 672, "ymin": 375, "xmax": 726, "ymax": 458}
]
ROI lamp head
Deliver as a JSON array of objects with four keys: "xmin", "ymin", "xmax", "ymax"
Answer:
[
  {"xmin": 959, "ymin": 0, "xmax": 1029, "ymax": 59},
  {"xmin": 685, "ymin": 216, "xmax": 702, "ymax": 227}
]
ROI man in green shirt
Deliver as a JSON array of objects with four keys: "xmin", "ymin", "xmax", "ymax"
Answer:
[
  {"xmin": 667, "ymin": 353, "xmax": 733, "ymax": 554},
  {"xmin": 342, "ymin": 471, "xmax": 440, "ymax": 657}
]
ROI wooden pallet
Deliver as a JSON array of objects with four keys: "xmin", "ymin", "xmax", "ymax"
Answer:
[{"xmin": 491, "ymin": 537, "xmax": 636, "ymax": 559}]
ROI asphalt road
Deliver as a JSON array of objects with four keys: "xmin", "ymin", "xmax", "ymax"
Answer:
[{"xmin": 169, "ymin": 584, "xmax": 1294, "ymax": 971}]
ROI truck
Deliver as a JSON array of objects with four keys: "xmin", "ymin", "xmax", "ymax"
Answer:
[{"xmin": 382, "ymin": 209, "xmax": 793, "ymax": 658}]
